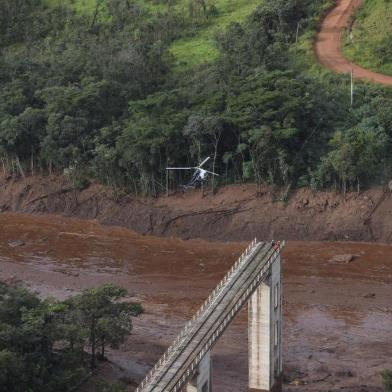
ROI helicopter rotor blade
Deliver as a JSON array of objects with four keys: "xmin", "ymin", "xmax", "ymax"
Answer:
[
  {"xmin": 205, "ymin": 171, "xmax": 219, "ymax": 176},
  {"xmin": 166, "ymin": 167, "xmax": 196, "ymax": 170},
  {"xmin": 198, "ymin": 157, "xmax": 210, "ymax": 168}
]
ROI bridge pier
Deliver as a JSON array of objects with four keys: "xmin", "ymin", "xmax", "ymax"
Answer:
[
  {"xmin": 248, "ymin": 252, "xmax": 282, "ymax": 392},
  {"xmin": 136, "ymin": 241, "xmax": 285, "ymax": 392},
  {"xmin": 184, "ymin": 351, "xmax": 212, "ymax": 392}
]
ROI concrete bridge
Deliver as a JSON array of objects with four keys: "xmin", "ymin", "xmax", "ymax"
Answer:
[{"xmin": 136, "ymin": 240, "xmax": 284, "ymax": 392}]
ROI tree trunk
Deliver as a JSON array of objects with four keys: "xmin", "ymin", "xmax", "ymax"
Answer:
[
  {"xmin": 1, "ymin": 157, "xmax": 6, "ymax": 176},
  {"xmin": 31, "ymin": 149, "xmax": 34, "ymax": 176},
  {"xmin": 90, "ymin": 1, "xmax": 100, "ymax": 29},
  {"xmin": 101, "ymin": 339, "xmax": 105, "ymax": 359},
  {"xmin": 15, "ymin": 155, "xmax": 25, "ymax": 178},
  {"xmin": 91, "ymin": 320, "xmax": 96, "ymax": 368},
  {"xmin": 211, "ymin": 131, "xmax": 221, "ymax": 194},
  {"xmin": 199, "ymin": 0, "xmax": 206, "ymax": 15},
  {"xmin": 212, "ymin": 142, "xmax": 217, "ymax": 194}
]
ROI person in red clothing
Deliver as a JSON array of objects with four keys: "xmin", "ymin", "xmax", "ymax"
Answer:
[{"xmin": 272, "ymin": 240, "xmax": 281, "ymax": 250}]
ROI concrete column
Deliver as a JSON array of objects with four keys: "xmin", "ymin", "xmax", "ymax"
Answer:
[
  {"xmin": 248, "ymin": 253, "xmax": 282, "ymax": 392},
  {"xmin": 184, "ymin": 351, "xmax": 212, "ymax": 392}
]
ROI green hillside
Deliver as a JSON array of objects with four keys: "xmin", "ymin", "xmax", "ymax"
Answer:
[
  {"xmin": 343, "ymin": 0, "xmax": 392, "ymax": 76},
  {"xmin": 169, "ymin": 0, "xmax": 261, "ymax": 68},
  {"xmin": 45, "ymin": 0, "xmax": 261, "ymax": 69},
  {"xmin": 1, "ymin": 0, "xmax": 392, "ymax": 201},
  {"xmin": 45, "ymin": 0, "xmax": 166, "ymax": 13}
]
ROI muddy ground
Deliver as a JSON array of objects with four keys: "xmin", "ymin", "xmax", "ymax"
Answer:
[
  {"xmin": 1, "ymin": 175, "xmax": 392, "ymax": 243},
  {"xmin": 1, "ymin": 213, "xmax": 391, "ymax": 391}
]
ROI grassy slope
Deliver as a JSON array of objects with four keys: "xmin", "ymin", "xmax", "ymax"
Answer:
[
  {"xmin": 342, "ymin": 0, "xmax": 392, "ymax": 76},
  {"xmin": 169, "ymin": 0, "xmax": 261, "ymax": 69},
  {"xmin": 45, "ymin": 0, "xmax": 261, "ymax": 70},
  {"xmin": 45, "ymin": 0, "xmax": 166, "ymax": 13},
  {"xmin": 289, "ymin": 0, "xmax": 336, "ymax": 75},
  {"xmin": 45, "ymin": 0, "xmax": 98, "ymax": 13}
]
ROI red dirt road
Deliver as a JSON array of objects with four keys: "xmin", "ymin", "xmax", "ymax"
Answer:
[{"xmin": 315, "ymin": 0, "xmax": 392, "ymax": 86}]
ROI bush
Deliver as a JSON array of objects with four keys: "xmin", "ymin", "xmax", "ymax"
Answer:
[
  {"xmin": 382, "ymin": 370, "xmax": 392, "ymax": 391},
  {"xmin": 374, "ymin": 36, "xmax": 392, "ymax": 65}
]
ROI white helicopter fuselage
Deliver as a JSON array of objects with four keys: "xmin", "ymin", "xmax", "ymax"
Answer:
[{"xmin": 198, "ymin": 169, "xmax": 208, "ymax": 180}]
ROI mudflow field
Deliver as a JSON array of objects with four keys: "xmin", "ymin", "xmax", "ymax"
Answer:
[{"xmin": 1, "ymin": 213, "xmax": 391, "ymax": 391}]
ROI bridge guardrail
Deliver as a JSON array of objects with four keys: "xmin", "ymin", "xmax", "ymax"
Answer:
[{"xmin": 136, "ymin": 239, "xmax": 284, "ymax": 392}]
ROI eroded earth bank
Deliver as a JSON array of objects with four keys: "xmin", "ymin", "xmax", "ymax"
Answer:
[
  {"xmin": 1, "ymin": 213, "xmax": 391, "ymax": 391},
  {"xmin": 1, "ymin": 175, "xmax": 392, "ymax": 243}
]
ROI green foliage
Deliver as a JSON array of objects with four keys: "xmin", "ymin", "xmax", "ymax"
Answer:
[
  {"xmin": 1, "ymin": 0, "xmax": 392, "ymax": 194},
  {"xmin": 65, "ymin": 284, "xmax": 142, "ymax": 367},
  {"xmin": 169, "ymin": 0, "xmax": 262, "ymax": 69},
  {"xmin": 343, "ymin": 0, "xmax": 392, "ymax": 76},
  {"xmin": 382, "ymin": 370, "xmax": 392, "ymax": 392},
  {"xmin": 315, "ymin": 120, "xmax": 388, "ymax": 192},
  {"xmin": 374, "ymin": 35, "xmax": 392, "ymax": 66},
  {"xmin": 0, "ymin": 281, "xmax": 142, "ymax": 391},
  {"xmin": 0, "ymin": 0, "xmax": 42, "ymax": 47},
  {"xmin": 92, "ymin": 379, "xmax": 127, "ymax": 392}
]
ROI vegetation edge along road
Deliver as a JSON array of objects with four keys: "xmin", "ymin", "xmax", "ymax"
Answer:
[{"xmin": 315, "ymin": 0, "xmax": 392, "ymax": 86}]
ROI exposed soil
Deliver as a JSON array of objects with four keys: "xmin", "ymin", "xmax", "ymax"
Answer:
[
  {"xmin": 1, "ymin": 175, "xmax": 392, "ymax": 243},
  {"xmin": 315, "ymin": 0, "xmax": 392, "ymax": 86},
  {"xmin": 3, "ymin": 5, "xmax": 392, "ymax": 392},
  {"xmin": 1, "ymin": 213, "xmax": 391, "ymax": 391}
]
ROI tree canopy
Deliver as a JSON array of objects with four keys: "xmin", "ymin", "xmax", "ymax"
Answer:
[
  {"xmin": 1, "ymin": 0, "xmax": 392, "ymax": 195},
  {"xmin": 0, "ymin": 282, "xmax": 142, "ymax": 392}
]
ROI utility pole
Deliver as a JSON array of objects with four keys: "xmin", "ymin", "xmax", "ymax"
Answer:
[
  {"xmin": 350, "ymin": 69, "xmax": 354, "ymax": 107},
  {"xmin": 166, "ymin": 166, "xmax": 169, "ymax": 197},
  {"xmin": 295, "ymin": 22, "xmax": 300, "ymax": 45}
]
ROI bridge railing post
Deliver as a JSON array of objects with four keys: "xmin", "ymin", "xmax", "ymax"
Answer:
[{"xmin": 184, "ymin": 350, "xmax": 212, "ymax": 392}]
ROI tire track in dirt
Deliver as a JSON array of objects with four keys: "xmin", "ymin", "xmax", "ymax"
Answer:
[{"xmin": 315, "ymin": 0, "xmax": 392, "ymax": 86}]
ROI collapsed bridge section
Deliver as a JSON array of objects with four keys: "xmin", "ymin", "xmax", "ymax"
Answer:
[{"xmin": 136, "ymin": 240, "xmax": 284, "ymax": 392}]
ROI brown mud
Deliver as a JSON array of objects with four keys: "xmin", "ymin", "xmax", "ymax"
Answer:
[
  {"xmin": 1, "ymin": 213, "xmax": 391, "ymax": 391},
  {"xmin": 315, "ymin": 0, "xmax": 392, "ymax": 86},
  {"xmin": 1, "ymin": 175, "xmax": 392, "ymax": 243}
]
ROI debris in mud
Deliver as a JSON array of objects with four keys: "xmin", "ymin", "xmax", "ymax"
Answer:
[
  {"xmin": 329, "ymin": 254, "xmax": 357, "ymax": 263},
  {"xmin": 335, "ymin": 370, "xmax": 354, "ymax": 378},
  {"xmin": 62, "ymin": 270, "xmax": 79, "ymax": 277},
  {"xmin": 288, "ymin": 378, "xmax": 307, "ymax": 386},
  {"xmin": 284, "ymin": 368, "xmax": 308, "ymax": 385},
  {"xmin": 363, "ymin": 293, "xmax": 376, "ymax": 299},
  {"xmin": 310, "ymin": 373, "xmax": 331, "ymax": 383},
  {"xmin": 8, "ymin": 240, "xmax": 25, "ymax": 248}
]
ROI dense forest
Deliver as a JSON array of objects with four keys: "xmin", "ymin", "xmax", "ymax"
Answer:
[
  {"xmin": 0, "ymin": 282, "xmax": 142, "ymax": 391},
  {"xmin": 1, "ymin": 0, "xmax": 392, "ymax": 196}
]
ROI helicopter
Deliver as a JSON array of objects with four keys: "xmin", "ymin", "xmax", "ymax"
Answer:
[{"xmin": 166, "ymin": 157, "xmax": 219, "ymax": 188}]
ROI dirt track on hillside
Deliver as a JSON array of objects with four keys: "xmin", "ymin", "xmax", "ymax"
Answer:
[{"xmin": 315, "ymin": 0, "xmax": 392, "ymax": 86}]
